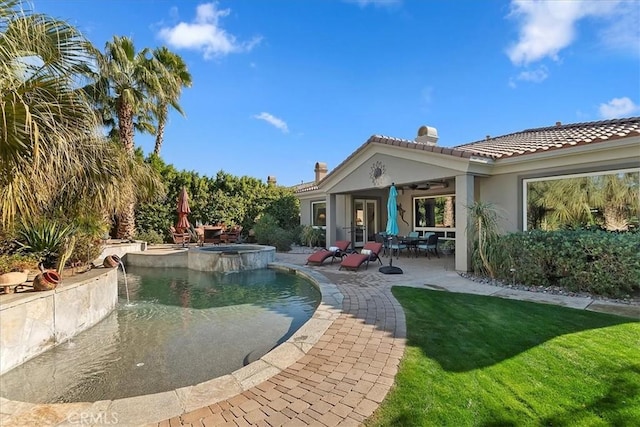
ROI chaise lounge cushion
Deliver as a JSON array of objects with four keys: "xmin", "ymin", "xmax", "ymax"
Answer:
[
  {"xmin": 306, "ymin": 240, "xmax": 352, "ymax": 265},
  {"xmin": 339, "ymin": 242, "xmax": 383, "ymax": 271}
]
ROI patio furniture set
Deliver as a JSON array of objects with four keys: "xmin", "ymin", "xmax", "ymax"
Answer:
[
  {"xmin": 306, "ymin": 231, "xmax": 442, "ymax": 271},
  {"xmin": 169, "ymin": 224, "xmax": 243, "ymax": 247}
]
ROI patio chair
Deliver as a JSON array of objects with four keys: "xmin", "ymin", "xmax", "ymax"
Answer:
[
  {"xmin": 169, "ymin": 226, "xmax": 191, "ymax": 247},
  {"xmin": 375, "ymin": 232, "xmax": 390, "ymax": 257},
  {"xmin": 339, "ymin": 242, "xmax": 383, "ymax": 271},
  {"xmin": 222, "ymin": 225, "xmax": 243, "ymax": 244},
  {"xmin": 389, "ymin": 235, "xmax": 407, "ymax": 259},
  {"xmin": 306, "ymin": 240, "xmax": 352, "ymax": 265},
  {"xmin": 417, "ymin": 233, "xmax": 440, "ymax": 258},
  {"xmin": 189, "ymin": 225, "xmax": 205, "ymax": 246}
]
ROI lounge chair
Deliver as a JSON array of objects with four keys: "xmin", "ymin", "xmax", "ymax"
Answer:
[
  {"xmin": 306, "ymin": 240, "xmax": 352, "ymax": 265},
  {"xmin": 169, "ymin": 226, "xmax": 191, "ymax": 247},
  {"xmin": 339, "ymin": 242, "xmax": 383, "ymax": 271}
]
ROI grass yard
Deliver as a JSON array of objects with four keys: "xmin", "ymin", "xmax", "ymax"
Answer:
[{"xmin": 366, "ymin": 288, "xmax": 640, "ymax": 427}]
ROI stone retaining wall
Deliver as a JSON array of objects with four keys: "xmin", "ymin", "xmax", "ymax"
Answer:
[{"xmin": 0, "ymin": 268, "xmax": 118, "ymax": 375}]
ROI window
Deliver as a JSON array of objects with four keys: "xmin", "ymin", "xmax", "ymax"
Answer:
[
  {"xmin": 413, "ymin": 195, "xmax": 456, "ymax": 238},
  {"xmin": 312, "ymin": 201, "xmax": 326, "ymax": 227},
  {"xmin": 524, "ymin": 169, "xmax": 640, "ymax": 231}
]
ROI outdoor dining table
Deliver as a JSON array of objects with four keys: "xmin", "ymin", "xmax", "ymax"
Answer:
[{"xmin": 398, "ymin": 236, "xmax": 430, "ymax": 258}]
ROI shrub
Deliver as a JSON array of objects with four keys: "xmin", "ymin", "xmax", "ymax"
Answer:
[
  {"xmin": 300, "ymin": 225, "xmax": 325, "ymax": 247},
  {"xmin": 253, "ymin": 214, "xmax": 294, "ymax": 252},
  {"xmin": 0, "ymin": 253, "xmax": 40, "ymax": 275},
  {"xmin": 135, "ymin": 229, "xmax": 164, "ymax": 244},
  {"xmin": 489, "ymin": 230, "xmax": 640, "ymax": 298}
]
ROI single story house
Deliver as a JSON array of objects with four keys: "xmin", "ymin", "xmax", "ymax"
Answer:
[{"xmin": 294, "ymin": 117, "xmax": 640, "ymax": 272}]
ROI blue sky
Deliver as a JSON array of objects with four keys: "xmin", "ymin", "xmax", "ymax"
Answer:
[{"xmin": 32, "ymin": 0, "xmax": 640, "ymax": 186}]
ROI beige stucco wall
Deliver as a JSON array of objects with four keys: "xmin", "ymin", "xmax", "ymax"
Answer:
[{"xmin": 327, "ymin": 152, "xmax": 461, "ymax": 194}]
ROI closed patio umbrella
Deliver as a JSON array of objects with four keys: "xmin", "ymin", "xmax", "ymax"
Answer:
[
  {"xmin": 176, "ymin": 187, "xmax": 191, "ymax": 233},
  {"xmin": 385, "ymin": 183, "xmax": 399, "ymax": 236}
]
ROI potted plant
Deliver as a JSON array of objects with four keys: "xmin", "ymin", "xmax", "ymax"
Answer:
[{"xmin": 440, "ymin": 239, "xmax": 455, "ymax": 255}]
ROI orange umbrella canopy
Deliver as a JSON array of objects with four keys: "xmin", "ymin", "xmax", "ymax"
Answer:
[{"xmin": 176, "ymin": 187, "xmax": 191, "ymax": 232}]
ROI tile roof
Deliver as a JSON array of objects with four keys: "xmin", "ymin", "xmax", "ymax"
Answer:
[
  {"xmin": 293, "ymin": 117, "xmax": 640, "ymax": 192},
  {"xmin": 453, "ymin": 117, "xmax": 640, "ymax": 159}
]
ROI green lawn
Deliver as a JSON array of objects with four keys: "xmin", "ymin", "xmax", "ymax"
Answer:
[{"xmin": 366, "ymin": 288, "xmax": 640, "ymax": 427}]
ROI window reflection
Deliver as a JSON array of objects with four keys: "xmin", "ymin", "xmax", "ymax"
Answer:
[
  {"xmin": 414, "ymin": 196, "xmax": 455, "ymax": 228},
  {"xmin": 312, "ymin": 202, "xmax": 326, "ymax": 227},
  {"xmin": 526, "ymin": 170, "xmax": 640, "ymax": 231}
]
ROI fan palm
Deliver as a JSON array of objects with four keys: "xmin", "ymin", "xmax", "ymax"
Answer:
[
  {"xmin": 0, "ymin": 1, "xmax": 100, "ymax": 224},
  {"xmin": 0, "ymin": 1, "xmax": 163, "ymax": 237},
  {"xmin": 87, "ymin": 36, "xmax": 166, "ymax": 238},
  {"xmin": 151, "ymin": 46, "xmax": 192, "ymax": 156}
]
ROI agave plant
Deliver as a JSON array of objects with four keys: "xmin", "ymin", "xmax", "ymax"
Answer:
[{"xmin": 17, "ymin": 219, "xmax": 77, "ymax": 268}]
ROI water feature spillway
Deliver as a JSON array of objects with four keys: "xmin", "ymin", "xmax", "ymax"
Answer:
[{"xmin": 0, "ymin": 260, "xmax": 321, "ymax": 403}]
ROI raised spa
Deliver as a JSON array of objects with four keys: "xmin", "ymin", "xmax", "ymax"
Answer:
[
  {"xmin": 0, "ymin": 265, "xmax": 321, "ymax": 403},
  {"xmin": 125, "ymin": 244, "xmax": 276, "ymax": 273}
]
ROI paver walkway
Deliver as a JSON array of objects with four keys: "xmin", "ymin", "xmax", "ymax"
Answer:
[
  {"xmin": 157, "ymin": 252, "xmax": 409, "ymax": 427},
  {"xmin": 155, "ymin": 250, "xmax": 639, "ymax": 427}
]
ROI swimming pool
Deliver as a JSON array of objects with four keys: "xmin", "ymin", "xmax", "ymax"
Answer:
[{"xmin": 0, "ymin": 266, "xmax": 321, "ymax": 403}]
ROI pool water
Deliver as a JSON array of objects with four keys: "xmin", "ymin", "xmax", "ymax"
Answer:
[{"xmin": 0, "ymin": 267, "xmax": 320, "ymax": 403}]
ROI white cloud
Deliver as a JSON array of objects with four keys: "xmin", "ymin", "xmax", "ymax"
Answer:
[
  {"xmin": 508, "ymin": 65, "xmax": 549, "ymax": 88},
  {"xmin": 157, "ymin": 3, "xmax": 261, "ymax": 59},
  {"xmin": 506, "ymin": 0, "xmax": 624, "ymax": 66},
  {"xmin": 253, "ymin": 112, "xmax": 289, "ymax": 133},
  {"xmin": 344, "ymin": 0, "xmax": 401, "ymax": 7},
  {"xmin": 598, "ymin": 1, "xmax": 640, "ymax": 55},
  {"xmin": 598, "ymin": 97, "xmax": 640, "ymax": 119}
]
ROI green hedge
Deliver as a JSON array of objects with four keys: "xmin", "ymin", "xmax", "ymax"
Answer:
[{"xmin": 489, "ymin": 230, "xmax": 640, "ymax": 298}]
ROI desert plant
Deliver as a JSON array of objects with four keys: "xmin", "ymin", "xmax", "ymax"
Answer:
[
  {"xmin": 16, "ymin": 219, "xmax": 77, "ymax": 268},
  {"xmin": 300, "ymin": 225, "xmax": 325, "ymax": 247},
  {"xmin": 467, "ymin": 201, "xmax": 503, "ymax": 278}
]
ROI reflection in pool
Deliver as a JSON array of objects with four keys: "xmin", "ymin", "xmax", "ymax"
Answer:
[{"xmin": 0, "ymin": 267, "xmax": 320, "ymax": 403}]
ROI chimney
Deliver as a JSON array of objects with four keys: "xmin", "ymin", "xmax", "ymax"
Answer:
[
  {"xmin": 267, "ymin": 175, "xmax": 277, "ymax": 187},
  {"xmin": 555, "ymin": 121, "xmax": 562, "ymax": 127},
  {"xmin": 415, "ymin": 125, "xmax": 438, "ymax": 145},
  {"xmin": 314, "ymin": 162, "xmax": 328, "ymax": 183}
]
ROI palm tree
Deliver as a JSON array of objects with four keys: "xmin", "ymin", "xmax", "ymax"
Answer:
[
  {"xmin": 0, "ymin": 1, "xmax": 104, "ymax": 225},
  {"xmin": 151, "ymin": 46, "xmax": 192, "ymax": 156},
  {"xmin": 88, "ymin": 36, "xmax": 166, "ymax": 238},
  {"xmin": 0, "ymin": 1, "xmax": 164, "ymax": 236}
]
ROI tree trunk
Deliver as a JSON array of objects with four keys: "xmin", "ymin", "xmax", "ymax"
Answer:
[
  {"xmin": 116, "ymin": 201, "xmax": 136, "ymax": 240},
  {"xmin": 116, "ymin": 100, "xmax": 136, "ymax": 239},
  {"xmin": 444, "ymin": 196, "xmax": 454, "ymax": 227},
  {"xmin": 118, "ymin": 101, "xmax": 135, "ymax": 155},
  {"xmin": 153, "ymin": 105, "xmax": 168, "ymax": 156}
]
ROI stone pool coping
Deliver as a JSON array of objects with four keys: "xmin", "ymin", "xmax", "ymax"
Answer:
[{"xmin": 0, "ymin": 262, "xmax": 341, "ymax": 426}]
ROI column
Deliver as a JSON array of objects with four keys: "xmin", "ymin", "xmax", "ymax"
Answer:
[
  {"xmin": 325, "ymin": 193, "xmax": 337, "ymax": 246},
  {"xmin": 455, "ymin": 174, "xmax": 475, "ymax": 272}
]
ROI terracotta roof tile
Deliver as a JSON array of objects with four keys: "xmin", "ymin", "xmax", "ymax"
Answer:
[
  {"xmin": 454, "ymin": 117, "xmax": 640, "ymax": 159},
  {"xmin": 293, "ymin": 117, "xmax": 640, "ymax": 192}
]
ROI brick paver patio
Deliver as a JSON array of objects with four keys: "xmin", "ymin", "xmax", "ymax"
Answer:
[{"xmin": 157, "ymin": 251, "xmax": 410, "ymax": 427}]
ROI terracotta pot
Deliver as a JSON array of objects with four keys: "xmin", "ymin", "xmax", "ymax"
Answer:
[
  {"xmin": 33, "ymin": 270, "xmax": 60, "ymax": 291},
  {"xmin": 103, "ymin": 254, "xmax": 121, "ymax": 268}
]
